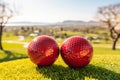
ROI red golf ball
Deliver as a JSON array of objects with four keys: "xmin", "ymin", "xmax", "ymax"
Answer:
[
  {"xmin": 28, "ymin": 35, "xmax": 59, "ymax": 66},
  {"xmin": 61, "ymin": 36, "xmax": 93, "ymax": 68}
]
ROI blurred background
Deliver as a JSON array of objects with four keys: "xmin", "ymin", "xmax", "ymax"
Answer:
[{"xmin": 1, "ymin": 0, "xmax": 120, "ymax": 50}]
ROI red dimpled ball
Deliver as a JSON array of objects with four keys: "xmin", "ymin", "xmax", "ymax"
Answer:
[
  {"xmin": 28, "ymin": 35, "xmax": 59, "ymax": 67},
  {"xmin": 61, "ymin": 36, "xmax": 93, "ymax": 68}
]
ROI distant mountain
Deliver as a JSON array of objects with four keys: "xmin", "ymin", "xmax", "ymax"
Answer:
[
  {"xmin": 6, "ymin": 20, "xmax": 99, "ymax": 27},
  {"xmin": 57, "ymin": 20, "xmax": 99, "ymax": 26},
  {"xmin": 62, "ymin": 20, "xmax": 85, "ymax": 24}
]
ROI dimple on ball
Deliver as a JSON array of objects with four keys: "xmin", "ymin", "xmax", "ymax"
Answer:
[
  {"xmin": 28, "ymin": 35, "xmax": 59, "ymax": 67},
  {"xmin": 61, "ymin": 36, "xmax": 93, "ymax": 68}
]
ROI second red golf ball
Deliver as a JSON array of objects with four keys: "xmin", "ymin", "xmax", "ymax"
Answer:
[{"xmin": 61, "ymin": 36, "xmax": 93, "ymax": 68}]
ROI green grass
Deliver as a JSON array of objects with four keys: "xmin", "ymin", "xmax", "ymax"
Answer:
[
  {"xmin": 0, "ymin": 42, "xmax": 28, "ymax": 62},
  {"xmin": 0, "ymin": 55, "xmax": 120, "ymax": 80},
  {"xmin": 93, "ymin": 44, "xmax": 120, "ymax": 55},
  {"xmin": 2, "ymin": 32, "xmax": 19, "ymax": 41},
  {"xmin": 0, "ymin": 41, "xmax": 120, "ymax": 80},
  {"xmin": 0, "ymin": 32, "xmax": 120, "ymax": 80},
  {"xmin": 62, "ymin": 31, "xmax": 82, "ymax": 36}
]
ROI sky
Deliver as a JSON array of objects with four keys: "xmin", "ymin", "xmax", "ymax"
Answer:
[{"xmin": 5, "ymin": 0, "xmax": 120, "ymax": 23}]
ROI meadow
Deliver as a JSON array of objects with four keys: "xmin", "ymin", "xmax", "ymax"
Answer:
[{"xmin": 0, "ymin": 31, "xmax": 120, "ymax": 80}]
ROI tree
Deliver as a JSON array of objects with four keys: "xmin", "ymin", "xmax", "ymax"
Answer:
[
  {"xmin": 96, "ymin": 3, "xmax": 120, "ymax": 50},
  {"xmin": 0, "ymin": 1, "xmax": 13, "ymax": 50}
]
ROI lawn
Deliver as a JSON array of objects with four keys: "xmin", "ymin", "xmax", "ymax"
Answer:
[
  {"xmin": 0, "ymin": 39, "xmax": 120, "ymax": 80},
  {"xmin": 0, "ymin": 55, "xmax": 120, "ymax": 80},
  {"xmin": 0, "ymin": 43, "xmax": 27, "ymax": 62}
]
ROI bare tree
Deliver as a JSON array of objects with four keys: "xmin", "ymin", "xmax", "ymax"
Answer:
[
  {"xmin": 0, "ymin": 1, "xmax": 13, "ymax": 50},
  {"xmin": 96, "ymin": 3, "xmax": 120, "ymax": 50}
]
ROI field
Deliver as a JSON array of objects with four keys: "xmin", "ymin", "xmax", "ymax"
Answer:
[{"xmin": 0, "ymin": 32, "xmax": 120, "ymax": 80}]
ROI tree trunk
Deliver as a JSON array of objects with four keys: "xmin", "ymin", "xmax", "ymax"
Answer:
[
  {"xmin": 0, "ymin": 26, "xmax": 3, "ymax": 50},
  {"xmin": 112, "ymin": 35, "xmax": 119, "ymax": 50}
]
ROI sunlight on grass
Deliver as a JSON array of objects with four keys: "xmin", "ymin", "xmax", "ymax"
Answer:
[
  {"xmin": 2, "ymin": 42, "xmax": 27, "ymax": 54},
  {"xmin": 0, "ymin": 55, "xmax": 120, "ymax": 80},
  {"xmin": 0, "ymin": 35, "xmax": 120, "ymax": 80}
]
